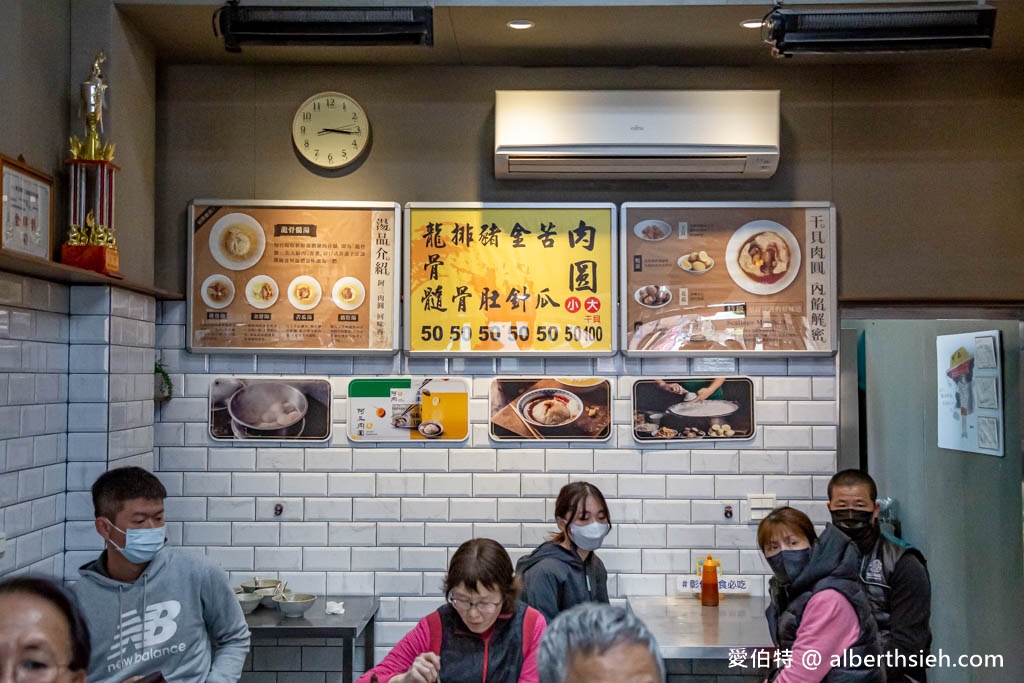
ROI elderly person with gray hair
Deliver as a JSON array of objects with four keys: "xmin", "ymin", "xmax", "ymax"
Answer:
[{"xmin": 537, "ymin": 602, "xmax": 665, "ymax": 683}]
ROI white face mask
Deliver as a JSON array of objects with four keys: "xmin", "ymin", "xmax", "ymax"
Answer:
[{"xmin": 570, "ymin": 522, "xmax": 610, "ymax": 551}]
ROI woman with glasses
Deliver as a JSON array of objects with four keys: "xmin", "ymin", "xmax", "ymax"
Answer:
[
  {"xmin": 515, "ymin": 481, "xmax": 612, "ymax": 622},
  {"xmin": 0, "ymin": 576, "xmax": 90, "ymax": 683},
  {"xmin": 356, "ymin": 538, "xmax": 546, "ymax": 683}
]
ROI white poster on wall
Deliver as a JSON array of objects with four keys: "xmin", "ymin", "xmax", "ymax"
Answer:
[{"xmin": 936, "ymin": 330, "xmax": 1003, "ymax": 456}]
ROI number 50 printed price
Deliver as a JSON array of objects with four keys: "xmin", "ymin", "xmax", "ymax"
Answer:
[{"xmin": 406, "ymin": 204, "xmax": 617, "ymax": 356}]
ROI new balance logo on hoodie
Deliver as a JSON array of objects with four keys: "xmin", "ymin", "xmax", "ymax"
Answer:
[{"xmin": 106, "ymin": 600, "xmax": 186, "ymax": 672}]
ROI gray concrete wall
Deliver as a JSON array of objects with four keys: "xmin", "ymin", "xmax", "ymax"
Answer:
[{"xmin": 845, "ymin": 318, "xmax": 1023, "ymax": 683}]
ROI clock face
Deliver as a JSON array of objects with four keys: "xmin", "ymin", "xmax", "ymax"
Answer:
[{"xmin": 291, "ymin": 91, "xmax": 370, "ymax": 170}]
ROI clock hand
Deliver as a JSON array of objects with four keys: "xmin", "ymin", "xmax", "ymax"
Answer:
[{"xmin": 317, "ymin": 126, "xmax": 361, "ymax": 135}]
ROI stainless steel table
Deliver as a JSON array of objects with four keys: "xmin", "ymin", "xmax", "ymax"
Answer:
[
  {"xmin": 627, "ymin": 594, "xmax": 775, "ymax": 660},
  {"xmin": 245, "ymin": 595, "xmax": 379, "ymax": 683}
]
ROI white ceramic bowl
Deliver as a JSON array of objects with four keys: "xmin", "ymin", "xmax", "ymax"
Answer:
[
  {"xmin": 236, "ymin": 592, "xmax": 262, "ymax": 614},
  {"xmin": 256, "ymin": 587, "xmax": 279, "ymax": 608},
  {"xmin": 517, "ymin": 388, "xmax": 584, "ymax": 428},
  {"xmin": 240, "ymin": 578, "xmax": 281, "ymax": 593},
  {"xmin": 273, "ymin": 593, "xmax": 317, "ymax": 618}
]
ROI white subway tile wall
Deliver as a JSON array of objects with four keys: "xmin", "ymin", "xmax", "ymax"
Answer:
[
  {"xmin": 0, "ymin": 273, "xmax": 69, "ymax": 579},
  {"xmin": 140, "ymin": 300, "xmax": 840, "ymax": 680},
  {"xmin": 0, "ymin": 281, "xmax": 835, "ymax": 683}
]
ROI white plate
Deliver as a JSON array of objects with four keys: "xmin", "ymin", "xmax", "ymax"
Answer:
[
  {"xmin": 677, "ymin": 253, "xmax": 715, "ymax": 274},
  {"xmin": 200, "ymin": 274, "xmax": 235, "ymax": 309},
  {"xmin": 244, "ymin": 275, "xmax": 279, "ymax": 309},
  {"xmin": 633, "ymin": 219, "xmax": 672, "ymax": 242},
  {"xmin": 208, "ymin": 213, "xmax": 266, "ymax": 271},
  {"xmin": 332, "ymin": 277, "xmax": 365, "ymax": 310},
  {"xmin": 725, "ymin": 220, "xmax": 801, "ymax": 295},
  {"xmin": 634, "ymin": 285, "xmax": 672, "ymax": 309},
  {"xmin": 287, "ymin": 275, "xmax": 322, "ymax": 311}
]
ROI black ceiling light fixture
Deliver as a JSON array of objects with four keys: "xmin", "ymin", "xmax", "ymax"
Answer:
[
  {"xmin": 761, "ymin": 2, "xmax": 996, "ymax": 56},
  {"xmin": 214, "ymin": 1, "xmax": 434, "ymax": 52}
]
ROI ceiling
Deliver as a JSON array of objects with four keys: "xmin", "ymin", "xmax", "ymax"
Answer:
[{"xmin": 116, "ymin": 1, "xmax": 1024, "ymax": 67}]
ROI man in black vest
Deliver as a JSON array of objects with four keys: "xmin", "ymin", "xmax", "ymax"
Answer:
[{"xmin": 828, "ymin": 470, "xmax": 932, "ymax": 682}]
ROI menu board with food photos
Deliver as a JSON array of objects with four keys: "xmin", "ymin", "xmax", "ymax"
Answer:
[
  {"xmin": 621, "ymin": 202, "xmax": 836, "ymax": 356},
  {"xmin": 188, "ymin": 200, "xmax": 400, "ymax": 354},
  {"xmin": 405, "ymin": 203, "xmax": 617, "ymax": 356}
]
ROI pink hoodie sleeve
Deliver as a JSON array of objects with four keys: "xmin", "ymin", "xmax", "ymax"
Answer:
[
  {"xmin": 355, "ymin": 615, "xmax": 432, "ymax": 683},
  {"xmin": 518, "ymin": 607, "xmax": 548, "ymax": 683},
  {"xmin": 774, "ymin": 589, "xmax": 860, "ymax": 683}
]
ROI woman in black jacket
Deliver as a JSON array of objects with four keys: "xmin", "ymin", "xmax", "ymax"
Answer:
[
  {"xmin": 515, "ymin": 481, "xmax": 612, "ymax": 622},
  {"xmin": 758, "ymin": 506, "xmax": 885, "ymax": 682}
]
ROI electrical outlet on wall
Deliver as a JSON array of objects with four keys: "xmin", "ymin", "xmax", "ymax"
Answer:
[{"xmin": 747, "ymin": 493, "xmax": 777, "ymax": 522}]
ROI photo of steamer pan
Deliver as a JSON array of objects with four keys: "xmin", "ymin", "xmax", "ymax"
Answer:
[
  {"xmin": 631, "ymin": 377, "xmax": 754, "ymax": 442},
  {"xmin": 489, "ymin": 377, "xmax": 612, "ymax": 441},
  {"xmin": 209, "ymin": 376, "xmax": 332, "ymax": 441}
]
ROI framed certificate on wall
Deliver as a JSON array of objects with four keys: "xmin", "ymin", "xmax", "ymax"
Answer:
[
  {"xmin": 1, "ymin": 155, "xmax": 52, "ymax": 260},
  {"xmin": 188, "ymin": 200, "xmax": 401, "ymax": 354}
]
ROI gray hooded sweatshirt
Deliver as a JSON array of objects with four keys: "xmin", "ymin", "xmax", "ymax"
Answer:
[{"xmin": 72, "ymin": 548, "xmax": 250, "ymax": 683}]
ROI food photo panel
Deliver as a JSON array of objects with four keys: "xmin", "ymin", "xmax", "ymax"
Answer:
[
  {"xmin": 632, "ymin": 377, "xmax": 755, "ymax": 442},
  {"xmin": 188, "ymin": 200, "xmax": 401, "ymax": 354},
  {"xmin": 489, "ymin": 377, "xmax": 611, "ymax": 441},
  {"xmin": 347, "ymin": 377, "xmax": 470, "ymax": 443},
  {"xmin": 621, "ymin": 203, "xmax": 836, "ymax": 356},
  {"xmin": 208, "ymin": 376, "xmax": 332, "ymax": 441}
]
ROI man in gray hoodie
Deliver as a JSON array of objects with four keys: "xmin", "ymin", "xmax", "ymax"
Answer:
[{"xmin": 72, "ymin": 466, "xmax": 250, "ymax": 683}]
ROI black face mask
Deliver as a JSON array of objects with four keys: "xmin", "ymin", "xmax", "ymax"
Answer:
[
  {"xmin": 830, "ymin": 508, "xmax": 878, "ymax": 552},
  {"xmin": 766, "ymin": 548, "xmax": 811, "ymax": 585}
]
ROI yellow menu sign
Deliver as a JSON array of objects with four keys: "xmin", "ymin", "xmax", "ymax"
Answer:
[{"xmin": 406, "ymin": 204, "xmax": 616, "ymax": 355}]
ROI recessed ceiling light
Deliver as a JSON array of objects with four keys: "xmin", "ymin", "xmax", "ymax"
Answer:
[
  {"xmin": 741, "ymin": 18, "xmax": 763, "ymax": 29},
  {"xmin": 507, "ymin": 19, "xmax": 535, "ymax": 30}
]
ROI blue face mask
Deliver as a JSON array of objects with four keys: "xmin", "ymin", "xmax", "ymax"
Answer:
[{"xmin": 108, "ymin": 522, "xmax": 166, "ymax": 564}]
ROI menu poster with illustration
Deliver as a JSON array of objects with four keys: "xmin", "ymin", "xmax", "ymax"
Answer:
[
  {"xmin": 936, "ymin": 330, "xmax": 1003, "ymax": 456},
  {"xmin": 188, "ymin": 200, "xmax": 400, "ymax": 353},
  {"xmin": 347, "ymin": 377, "xmax": 470, "ymax": 442},
  {"xmin": 489, "ymin": 377, "xmax": 612, "ymax": 441},
  {"xmin": 405, "ymin": 204, "xmax": 616, "ymax": 356},
  {"xmin": 621, "ymin": 203, "xmax": 836, "ymax": 356},
  {"xmin": 632, "ymin": 377, "xmax": 755, "ymax": 442},
  {"xmin": 208, "ymin": 376, "xmax": 332, "ymax": 442}
]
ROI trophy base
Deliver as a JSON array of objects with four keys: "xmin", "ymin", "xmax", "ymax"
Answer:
[{"xmin": 61, "ymin": 245, "xmax": 122, "ymax": 278}]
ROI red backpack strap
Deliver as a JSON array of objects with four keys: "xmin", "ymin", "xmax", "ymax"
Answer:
[
  {"xmin": 521, "ymin": 606, "xmax": 540, "ymax": 653},
  {"xmin": 427, "ymin": 610, "xmax": 443, "ymax": 655}
]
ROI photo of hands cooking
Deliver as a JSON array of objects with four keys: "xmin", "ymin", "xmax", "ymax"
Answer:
[{"xmin": 632, "ymin": 377, "xmax": 755, "ymax": 441}]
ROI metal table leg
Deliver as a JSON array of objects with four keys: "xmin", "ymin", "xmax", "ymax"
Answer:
[
  {"xmin": 343, "ymin": 633, "xmax": 354, "ymax": 683},
  {"xmin": 363, "ymin": 615, "xmax": 376, "ymax": 673}
]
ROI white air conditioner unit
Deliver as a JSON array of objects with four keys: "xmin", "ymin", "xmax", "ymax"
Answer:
[{"xmin": 494, "ymin": 90, "xmax": 780, "ymax": 180}]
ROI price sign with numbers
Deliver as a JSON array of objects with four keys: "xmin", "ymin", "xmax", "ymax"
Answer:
[
  {"xmin": 405, "ymin": 203, "xmax": 617, "ymax": 356},
  {"xmin": 622, "ymin": 202, "xmax": 836, "ymax": 356}
]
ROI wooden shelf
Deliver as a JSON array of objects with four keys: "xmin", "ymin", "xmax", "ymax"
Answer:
[{"xmin": 0, "ymin": 250, "xmax": 183, "ymax": 300}]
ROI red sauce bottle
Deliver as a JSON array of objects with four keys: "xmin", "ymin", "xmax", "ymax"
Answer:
[{"xmin": 700, "ymin": 555, "xmax": 719, "ymax": 606}]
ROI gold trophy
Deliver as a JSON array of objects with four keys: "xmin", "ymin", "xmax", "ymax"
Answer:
[{"xmin": 62, "ymin": 51, "xmax": 121, "ymax": 276}]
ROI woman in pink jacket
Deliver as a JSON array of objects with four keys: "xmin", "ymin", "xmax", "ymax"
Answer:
[
  {"xmin": 357, "ymin": 538, "xmax": 546, "ymax": 683},
  {"xmin": 758, "ymin": 507, "xmax": 884, "ymax": 683}
]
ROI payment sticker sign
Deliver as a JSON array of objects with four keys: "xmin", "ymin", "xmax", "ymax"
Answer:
[{"xmin": 405, "ymin": 203, "xmax": 617, "ymax": 355}]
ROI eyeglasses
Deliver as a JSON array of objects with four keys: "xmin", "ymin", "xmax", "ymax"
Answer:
[
  {"xmin": 6, "ymin": 658, "xmax": 72, "ymax": 683},
  {"xmin": 447, "ymin": 596, "xmax": 502, "ymax": 615}
]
